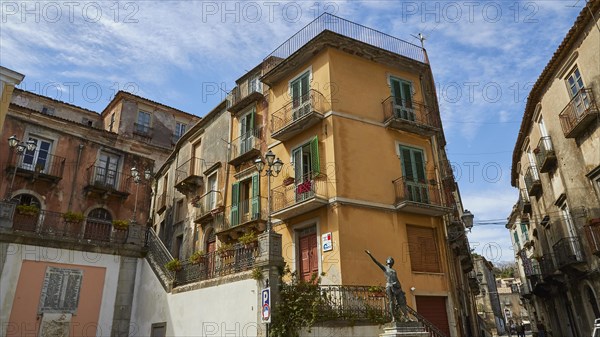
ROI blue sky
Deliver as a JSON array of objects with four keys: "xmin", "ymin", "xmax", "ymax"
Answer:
[{"xmin": 0, "ymin": 0, "xmax": 585, "ymax": 263}]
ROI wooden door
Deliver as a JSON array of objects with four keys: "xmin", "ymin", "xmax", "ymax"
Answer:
[
  {"xmin": 299, "ymin": 230, "xmax": 318, "ymax": 282},
  {"xmin": 415, "ymin": 296, "xmax": 451, "ymax": 337}
]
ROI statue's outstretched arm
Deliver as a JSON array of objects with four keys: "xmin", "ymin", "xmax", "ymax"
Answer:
[{"xmin": 365, "ymin": 250, "xmax": 386, "ymax": 271}]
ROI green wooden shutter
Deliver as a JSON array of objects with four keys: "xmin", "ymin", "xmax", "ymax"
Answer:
[
  {"xmin": 400, "ymin": 147, "xmax": 413, "ymax": 180},
  {"xmin": 391, "ymin": 78, "xmax": 403, "ymax": 106},
  {"xmin": 414, "ymin": 150, "xmax": 426, "ymax": 183},
  {"xmin": 250, "ymin": 108, "xmax": 255, "ymax": 133},
  {"xmin": 310, "ymin": 137, "xmax": 320, "ymax": 176},
  {"xmin": 514, "ymin": 231, "xmax": 520, "ymax": 246},
  {"xmin": 301, "ymin": 73, "xmax": 310, "ymax": 103},
  {"xmin": 292, "ymin": 80, "xmax": 300, "ymax": 108},
  {"xmin": 251, "ymin": 174, "xmax": 260, "ymax": 219},
  {"xmin": 401, "ymin": 81, "xmax": 413, "ymax": 108},
  {"xmin": 231, "ymin": 182, "xmax": 240, "ymax": 227}
]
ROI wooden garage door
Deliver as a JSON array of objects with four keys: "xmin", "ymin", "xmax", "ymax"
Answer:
[{"xmin": 415, "ymin": 296, "xmax": 451, "ymax": 337}]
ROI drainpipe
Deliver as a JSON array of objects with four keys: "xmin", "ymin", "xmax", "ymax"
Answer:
[{"xmin": 67, "ymin": 144, "xmax": 84, "ymax": 210}]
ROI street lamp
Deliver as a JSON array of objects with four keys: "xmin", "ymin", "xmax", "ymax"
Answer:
[
  {"xmin": 462, "ymin": 209, "xmax": 474, "ymax": 231},
  {"xmin": 5, "ymin": 135, "xmax": 37, "ymax": 200},
  {"xmin": 131, "ymin": 167, "xmax": 153, "ymax": 222},
  {"xmin": 255, "ymin": 150, "xmax": 283, "ymax": 233}
]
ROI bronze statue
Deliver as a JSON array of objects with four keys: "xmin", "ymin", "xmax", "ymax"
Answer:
[{"xmin": 365, "ymin": 250, "xmax": 411, "ymax": 322}]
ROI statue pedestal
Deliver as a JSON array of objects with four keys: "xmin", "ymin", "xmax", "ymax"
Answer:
[{"xmin": 380, "ymin": 322, "xmax": 429, "ymax": 337}]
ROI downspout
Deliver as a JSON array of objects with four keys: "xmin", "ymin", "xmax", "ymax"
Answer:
[
  {"xmin": 67, "ymin": 144, "xmax": 84, "ymax": 210},
  {"xmin": 222, "ymin": 110, "xmax": 232, "ymax": 220}
]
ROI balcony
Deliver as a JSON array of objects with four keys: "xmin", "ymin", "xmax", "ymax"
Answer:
[
  {"xmin": 382, "ymin": 97, "xmax": 440, "ymax": 136},
  {"xmin": 193, "ymin": 191, "xmax": 224, "ymax": 224},
  {"xmin": 519, "ymin": 282, "xmax": 532, "ymax": 299},
  {"xmin": 392, "ymin": 177, "xmax": 451, "ymax": 216},
  {"xmin": 156, "ymin": 192, "xmax": 167, "ymax": 214},
  {"xmin": 534, "ymin": 137, "xmax": 557, "ymax": 173},
  {"xmin": 133, "ymin": 123, "xmax": 153, "ymax": 139},
  {"xmin": 0, "ymin": 203, "xmax": 136, "ymax": 247},
  {"xmin": 559, "ymin": 88, "xmax": 599, "ymax": 138},
  {"xmin": 519, "ymin": 189, "xmax": 531, "ymax": 214},
  {"xmin": 83, "ymin": 165, "xmax": 130, "ymax": 199},
  {"xmin": 228, "ymin": 128, "xmax": 262, "ymax": 167},
  {"xmin": 229, "ymin": 85, "xmax": 264, "ymax": 114},
  {"xmin": 216, "ymin": 197, "xmax": 268, "ymax": 238},
  {"xmin": 553, "ymin": 236, "xmax": 586, "ymax": 270},
  {"xmin": 174, "ymin": 157, "xmax": 204, "ymax": 194},
  {"xmin": 539, "ymin": 254, "xmax": 557, "ymax": 279},
  {"xmin": 467, "ymin": 271, "xmax": 480, "ymax": 295},
  {"xmin": 261, "ymin": 13, "xmax": 427, "ymax": 84},
  {"xmin": 6, "ymin": 152, "xmax": 66, "ymax": 184},
  {"xmin": 271, "ymin": 173, "xmax": 328, "ymax": 220},
  {"xmin": 584, "ymin": 218, "xmax": 600, "ymax": 256},
  {"xmin": 524, "ymin": 165, "xmax": 542, "ymax": 197},
  {"xmin": 270, "ymin": 90, "xmax": 328, "ymax": 142}
]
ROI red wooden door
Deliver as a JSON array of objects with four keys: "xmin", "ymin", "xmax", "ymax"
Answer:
[
  {"xmin": 415, "ymin": 296, "xmax": 451, "ymax": 337},
  {"xmin": 299, "ymin": 232, "xmax": 318, "ymax": 282}
]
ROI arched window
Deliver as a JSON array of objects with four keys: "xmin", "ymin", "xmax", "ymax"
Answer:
[
  {"xmin": 12, "ymin": 193, "xmax": 41, "ymax": 208},
  {"xmin": 85, "ymin": 208, "xmax": 112, "ymax": 241}
]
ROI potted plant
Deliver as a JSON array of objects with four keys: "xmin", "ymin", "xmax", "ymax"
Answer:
[
  {"xmin": 16, "ymin": 204, "xmax": 40, "ymax": 216},
  {"xmin": 533, "ymin": 147, "xmax": 541, "ymax": 154},
  {"xmin": 112, "ymin": 219, "xmax": 130, "ymax": 230},
  {"xmin": 283, "ymin": 174, "xmax": 295, "ymax": 186},
  {"xmin": 165, "ymin": 258, "xmax": 182, "ymax": 272},
  {"xmin": 238, "ymin": 231, "xmax": 258, "ymax": 248},
  {"xmin": 367, "ymin": 285, "xmax": 385, "ymax": 297},
  {"xmin": 217, "ymin": 243, "xmax": 234, "ymax": 258},
  {"xmin": 63, "ymin": 211, "xmax": 84, "ymax": 224},
  {"xmin": 189, "ymin": 251, "xmax": 206, "ymax": 265}
]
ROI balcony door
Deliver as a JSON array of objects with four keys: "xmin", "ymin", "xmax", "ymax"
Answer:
[
  {"xmin": 239, "ymin": 109, "xmax": 255, "ymax": 154},
  {"xmin": 390, "ymin": 77, "xmax": 414, "ymax": 121},
  {"xmin": 291, "ymin": 72, "xmax": 310, "ymax": 119},
  {"xmin": 230, "ymin": 174, "xmax": 260, "ymax": 227},
  {"xmin": 567, "ymin": 67, "xmax": 590, "ymax": 118},
  {"xmin": 292, "ymin": 137, "xmax": 320, "ymax": 202},
  {"xmin": 399, "ymin": 145, "xmax": 428, "ymax": 203},
  {"xmin": 21, "ymin": 136, "xmax": 52, "ymax": 173},
  {"xmin": 206, "ymin": 173, "xmax": 217, "ymax": 210},
  {"xmin": 97, "ymin": 152, "xmax": 120, "ymax": 188}
]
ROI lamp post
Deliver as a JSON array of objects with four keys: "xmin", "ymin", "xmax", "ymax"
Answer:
[
  {"xmin": 130, "ymin": 167, "xmax": 152, "ymax": 223},
  {"xmin": 462, "ymin": 209, "xmax": 474, "ymax": 232},
  {"xmin": 5, "ymin": 135, "xmax": 37, "ymax": 200},
  {"xmin": 254, "ymin": 150, "xmax": 283, "ymax": 233}
]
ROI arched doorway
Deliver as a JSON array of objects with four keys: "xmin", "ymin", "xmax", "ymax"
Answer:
[
  {"xmin": 85, "ymin": 208, "xmax": 112, "ymax": 241},
  {"xmin": 585, "ymin": 285, "xmax": 600, "ymax": 322},
  {"xmin": 11, "ymin": 193, "xmax": 41, "ymax": 232}
]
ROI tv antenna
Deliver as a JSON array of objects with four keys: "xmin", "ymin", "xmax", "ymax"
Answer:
[{"xmin": 411, "ymin": 33, "xmax": 426, "ymax": 49}]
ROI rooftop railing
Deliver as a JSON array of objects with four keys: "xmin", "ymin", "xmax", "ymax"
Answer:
[{"xmin": 263, "ymin": 13, "xmax": 427, "ymax": 74}]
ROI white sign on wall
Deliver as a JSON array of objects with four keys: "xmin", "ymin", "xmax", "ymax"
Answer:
[{"xmin": 322, "ymin": 232, "xmax": 333, "ymax": 252}]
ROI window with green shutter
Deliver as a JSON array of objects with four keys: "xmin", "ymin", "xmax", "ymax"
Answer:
[
  {"xmin": 390, "ymin": 77, "xmax": 414, "ymax": 121},
  {"xmin": 399, "ymin": 145, "xmax": 428, "ymax": 203},
  {"xmin": 230, "ymin": 182, "xmax": 240, "ymax": 227},
  {"xmin": 513, "ymin": 231, "xmax": 520, "ymax": 249},
  {"xmin": 230, "ymin": 174, "xmax": 261, "ymax": 226},
  {"xmin": 239, "ymin": 108, "xmax": 256, "ymax": 154},
  {"xmin": 292, "ymin": 137, "xmax": 320, "ymax": 202},
  {"xmin": 520, "ymin": 222, "xmax": 529, "ymax": 241},
  {"xmin": 291, "ymin": 72, "xmax": 311, "ymax": 119},
  {"xmin": 251, "ymin": 173, "xmax": 260, "ymax": 220}
]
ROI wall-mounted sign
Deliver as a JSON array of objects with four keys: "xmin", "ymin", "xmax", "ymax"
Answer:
[{"xmin": 322, "ymin": 232, "xmax": 333, "ymax": 252}]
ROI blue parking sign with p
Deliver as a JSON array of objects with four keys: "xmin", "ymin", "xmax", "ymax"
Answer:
[{"xmin": 261, "ymin": 287, "xmax": 271, "ymax": 323}]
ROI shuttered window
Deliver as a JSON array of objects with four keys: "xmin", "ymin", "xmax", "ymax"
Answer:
[
  {"xmin": 407, "ymin": 225, "xmax": 441, "ymax": 273},
  {"xmin": 292, "ymin": 136, "xmax": 320, "ymax": 180}
]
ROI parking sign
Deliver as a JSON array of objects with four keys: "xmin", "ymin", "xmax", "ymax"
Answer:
[{"xmin": 261, "ymin": 287, "xmax": 271, "ymax": 323}]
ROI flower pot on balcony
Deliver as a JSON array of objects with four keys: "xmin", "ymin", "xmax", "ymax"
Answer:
[
  {"xmin": 16, "ymin": 205, "xmax": 39, "ymax": 216},
  {"xmin": 283, "ymin": 177, "xmax": 295, "ymax": 186},
  {"xmin": 189, "ymin": 251, "xmax": 207, "ymax": 265},
  {"xmin": 533, "ymin": 147, "xmax": 541, "ymax": 154}
]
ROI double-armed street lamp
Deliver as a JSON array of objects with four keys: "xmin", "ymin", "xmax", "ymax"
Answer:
[
  {"xmin": 254, "ymin": 150, "xmax": 283, "ymax": 233},
  {"xmin": 5, "ymin": 135, "xmax": 37, "ymax": 200}
]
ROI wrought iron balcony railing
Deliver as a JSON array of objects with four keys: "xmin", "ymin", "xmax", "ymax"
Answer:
[
  {"xmin": 193, "ymin": 190, "xmax": 223, "ymax": 223},
  {"xmin": 85, "ymin": 165, "xmax": 131, "ymax": 197},
  {"xmin": 393, "ymin": 177, "xmax": 450, "ymax": 216},
  {"xmin": 559, "ymin": 88, "xmax": 599, "ymax": 138},
  {"xmin": 270, "ymin": 89, "xmax": 328, "ymax": 141},
  {"xmin": 229, "ymin": 83, "xmax": 264, "ymax": 113},
  {"xmin": 519, "ymin": 189, "xmax": 531, "ymax": 214},
  {"xmin": 229, "ymin": 128, "xmax": 262, "ymax": 166},
  {"xmin": 262, "ymin": 13, "xmax": 427, "ymax": 76},
  {"xmin": 3, "ymin": 204, "xmax": 131, "ymax": 245},
  {"xmin": 220, "ymin": 196, "xmax": 268, "ymax": 231},
  {"xmin": 539, "ymin": 254, "xmax": 556, "ymax": 278},
  {"xmin": 173, "ymin": 243, "xmax": 259, "ymax": 286},
  {"xmin": 382, "ymin": 97, "xmax": 439, "ymax": 135},
  {"xmin": 272, "ymin": 173, "xmax": 328, "ymax": 215},
  {"xmin": 534, "ymin": 136, "xmax": 557, "ymax": 173},
  {"xmin": 7, "ymin": 152, "xmax": 66, "ymax": 182},
  {"xmin": 174, "ymin": 157, "xmax": 204, "ymax": 194},
  {"xmin": 553, "ymin": 236, "xmax": 585, "ymax": 269},
  {"xmin": 524, "ymin": 165, "xmax": 541, "ymax": 196},
  {"xmin": 133, "ymin": 123, "xmax": 153, "ymax": 138}
]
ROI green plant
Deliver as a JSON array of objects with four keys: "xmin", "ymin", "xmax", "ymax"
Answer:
[
  {"xmin": 251, "ymin": 267, "xmax": 263, "ymax": 281},
  {"xmin": 367, "ymin": 285, "xmax": 385, "ymax": 294},
  {"xmin": 165, "ymin": 258, "xmax": 182, "ymax": 272},
  {"xmin": 16, "ymin": 204, "xmax": 39, "ymax": 216},
  {"xmin": 217, "ymin": 242, "xmax": 233, "ymax": 253},
  {"xmin": 238, "ymin": 231, "xmax": 257, "ymax": 245},
  {"xmin": 63, "ymin": 211, "xmax": 84, "ymax": 223},
  {"xmin": 189, "ymin": 251, "xmax": 206, "ymax": 264},
  {"xmin": 112, "ymin": 219, "xmax": 129, "ymax": 230}
]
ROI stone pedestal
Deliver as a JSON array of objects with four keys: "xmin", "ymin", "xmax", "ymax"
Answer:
[
  {"xmin": 126, "ymin": 222, "xmax": 144, "ymax": 245},
  {"xmin": 0, "ymin": 202, "xmax": 16, "ymax": 229},
  {"xmin": 380, "ymin": 322, "xmax": 429, "ymax": 337}
]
